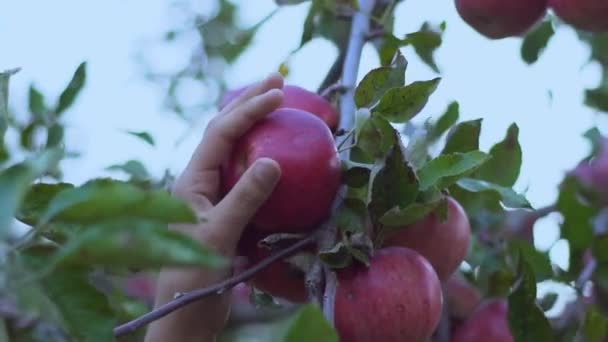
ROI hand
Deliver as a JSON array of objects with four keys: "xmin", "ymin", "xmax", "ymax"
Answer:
[{"xmin": 145, "ymin": 73, "xmax": 284, "ymax": 342}]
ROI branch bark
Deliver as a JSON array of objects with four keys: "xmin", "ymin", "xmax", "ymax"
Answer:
[{"xmin": 113, "ymin": 233, "xmax": 319, "ymax": 337}]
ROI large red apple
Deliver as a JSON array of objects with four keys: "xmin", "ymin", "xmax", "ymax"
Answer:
[
  {"xmin": 550, "ymin": 0, "xmax": 608, "ymax": 32},
  {"xmin": 453, "ymin": 299, "xmax": 513, "ymax": 342},
  {"xmin": 222, "ymin": 108, "xmax": 341, "ymax": 233},
  {"xmin": 220, "ymin": 84, "xmax": 339, "ymax": 132},
  {"xmin": 455, "ymin": 0, "xmax": 548, "ymax": 39},
  {"xmin": 383, "ymin": 197, "xmax": 471, "ymax": 281},
  {"xmin": 235, "ymin": 229, "xmax": 309, "ymax": 303},
  {"xmin": 446, "ymin": 273, "xmax": 482, "ymax": 320},
  {"xmin": 334, "ymin": 247, "xmax": 443, "ymax": 342}
]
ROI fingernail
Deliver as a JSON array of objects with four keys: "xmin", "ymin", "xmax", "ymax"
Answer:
[{"xmin": 253, "ymin": 158, "xmax": 281, "ymax": 185}]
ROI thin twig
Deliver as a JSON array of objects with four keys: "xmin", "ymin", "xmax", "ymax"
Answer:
[
  {"xmin": 306, "ymin": 260, "xmax": 324, "ymax": 303},
  {"xmin": 322, "ymin": 265, "xmax": 337, "ymax": 325},
  {"xmin": 318, "ymin": 50, "xmax": 347, "ymax": 94},
  {"xmin": 320, "ymin": 84, "xmax": 348, "ymax": 100},
  {"xmin": 113, "ymin": 233, "xmax": 319, "ymax": 337}
]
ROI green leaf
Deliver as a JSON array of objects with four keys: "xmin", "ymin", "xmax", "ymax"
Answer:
[
  {"xmin": 250, "ymin": 287, "xmax": 281, "ymax": 308},
  {"xmin": 477, "ymin": 124, "xmax": 522, "ymax": 187},
  {"xmin": 0, "ymin": 68, "xmax": 19, "ymax": 139},
  {"xmin": 336, "ymin": 198, "xmax": 367, "ymax": 233},
  {"xmin": 300, "ymin": 0, "xmax": 323, "ymax": 47},
  {"xmin": 592, "ymin": 235, "xmax": 608, "ymax": 264},
  {"xmin": 442, "ymin": 119, "xmax": 482, "ymax": 154},
  {"xmin": 319, "ymin": 242, "xmax": 353, "ymax": 269},
  {"xmin": 354, "ymin": 53, "xmax": 407, "ymax": 108},
  {"xmin": 369, "ymin": 140, "xmax": 419, "ymax": 222},
  {"xmin": 40, "ymin": 179, "xmax": 197, "ymax": 225},
  {"xmin": 586, "ymin": 86, "xmax": 608, "ymax": 113},
  {"xmin": 282, "ymin": 305, "xmax": 338, "ymax": 342},
  {"xmin": 455, "ymin": 178, "xmax": 532, "ymax": 209},
  {"xmin": 404, "ymin": 126, "xmax": 430, "ymax": 170},
  {"xmin": 106, "ymin": 160, "xmax": 150, "ymax": 181},
  {"xmin": 418, "ymin": 151, "xmax": 490, "ymax": 190},
  {"xmin": 0, "ymin": 149, "xmax": 62, "ymax": 236},
  {"xmin": 509, "ymin": 239, "xmax": 553, "ymax": 282},
  {"xmin": 428, "ymin": 101, "xmax": 459, "ymax": 141},
  {"xmin": 126, "ymin": 130, "xmax": 155, "ymax": 146},
  {"xmin": 44, "ymin": 219, "xmax": 226, "ymax": 270},
  {"xmin": 355, "ymin": 114, "xmax": 397, "ymax": 161},
  {"xmin": 584, "ymin": 306, "xmax": 608, "ymax": 342},
  {"xmin": 373, "ymin": 78, "xmax": 441, "ymax": 123},
  {"xmin": 46, "ymin": 123, "xmax": 64, "ymax": 148},
  {"xmin": 28, "ymin": 84, "xmax": 46, "ymax": 120},
  {"xmin": 342, "ymin": 166, "xmax": 371, "ymax": 188},
  {"xmin": 20, "ymin": 122, "xmax": 38, "ymax": 150},
  {"xmin": 508, "ymin": 252, "xmax": 554, "ymax": 341},
  {"xmin": 521, "ymin": 20, "xmax": 554, "ymax": 65},
  {"xmin": 557, "ymin": 177, "xmax": 595, "ymax": 253},
  {"xmin": 538, "ymin": 292, "xmax": 558, "ymax": 312},
  {"xmin": 55, "ymin": 62, "xmax": 87, "ymax": 116},
  {"xmin": 379, "ymin": 199, "xmax": 442, "ymax": 228},
  {"xmin": 17, "ymin": 182, "xmax": 74, "ymax": 226},
  {"xmin": 405, "ymin": 22, "xmax": 444, "ymax": 73}
]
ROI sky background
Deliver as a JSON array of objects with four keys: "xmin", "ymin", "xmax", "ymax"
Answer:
[{"xmin": 1, "ymin": 0, "xmax": 603, "ymax": 310}]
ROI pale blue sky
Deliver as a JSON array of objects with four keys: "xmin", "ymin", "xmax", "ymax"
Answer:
[{"xmin": 1, "ymin": 0, "xmax": 603, "ymax": 309}]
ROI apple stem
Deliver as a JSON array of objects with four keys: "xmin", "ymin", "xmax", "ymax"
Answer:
[{"xmin": 112, "ymin": 233, "xmax": 319, "ymax": 337}]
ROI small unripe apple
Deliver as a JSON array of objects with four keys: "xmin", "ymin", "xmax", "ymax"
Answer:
[
  {"xmin": 453, "ymin": 299, "xmax": 513, "ymax": 342},
  {"xmin": 455, "ymin": 0, "xmax": 548, "ymax": 39},
  {"xmin": 446, "ymin": 273, "xmax": 482, "ymax": 320},
  {"xmin": 334, "ymin": 247, "xmax": 443, "ymax": 342},
  {"xmin": 220, "ymin": 84, "xmax": 339, "ymax": 131},
  {"xmin": 236, "ymin": 229, "xmax": 309, "ymax": 302},
  {"xmin": 550, "ymin": 0, "xmax": 608, "ymax": 32},
  {"xmin": 384, "ymin": 197, "xmax": 471, "ymax": 281},
  {"xmin": 222, "ymin": 108, "xmax": 341, "ymax": 233}
]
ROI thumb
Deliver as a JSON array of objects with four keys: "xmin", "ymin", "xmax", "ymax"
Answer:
[{"xmin": 211, "ymin": 158, "xmax": 281, "ymax": 244}]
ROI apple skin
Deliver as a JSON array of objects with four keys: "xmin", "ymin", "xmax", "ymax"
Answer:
[
  {"xmin": 453, "ymin": 299, "xmax": 513, "ymax": 342},
  {"xmin": 222, "ymin": 108, "xmax": 341, "ymax": 233},
  {"xmin": 446, "ymin": 273, "xmax": 482, "ymax": 320},
  {"xmin": 334, "ymin": 247, "xmax": 443, "ymax": 342},
  {"xmin": 219, "ymin": 84, "xmax": 339, "ymax": 132},
  {"xmin": 455, "ymin": 0, "xmax": 548, "ymax": 39},
  {"xmin": 550, "ymin": 0, "xmax": 608, "ymax": 32},
  {"xmin": 235, "ymin": 229, "xmax": 309, "ymax": 303},
  {"xmin": 383, "ymin": 197, "xmax": 471, "ymax": 281},
  {"xmin": 124, "ymin": 273, "xmax": 156, "ymax": 306}
]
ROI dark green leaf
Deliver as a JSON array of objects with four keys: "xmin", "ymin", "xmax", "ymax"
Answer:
[
  {"xmin": 418, "ymin": 151, "xmax": 490, "ymax": 190},
  {"xmin": 477, "ymin": 124, "xmax": 522, "ymax": 187},
  {"xmin": 336, "ymin": 198, "xmax": 367, "ymax": 233},
  {"xmin": 0, "ymin": 149, "xmax": 62, "ymax": 236},
  {"xmin": 46, "ymin": 123, "xmax": 64, "ymax": 148},
  {"xmin": 428, "ymin": 101, "xmax": 459, "ymax": 141},
  {"xmin": 521, "ymin": 20, "xmax": 554, "ymax": 64},
  {"xmin": 20, "ymin": 123, "xmax": 38, "ymax": 150},
  {"xmin": 378, "ymin": 34, "xmax": 403, "ymax": 66},
  {"xmin": 592, "ymin": 234, "xmax": 608, "ymax": 264},
  {"xmin": 369, "ymin": 139, "xmax": 419, "ymax": 222},
  {"xmin": 43, "ymin": 219, "xmax": 226, "ymax": 270},
  {"xmin": 40, "ymin": 179, "xmax": 197, "ymax": 225},
  {"xmin": 456, "ymin": 178, "xmax": 532, "ymax": 209},
  {"xmin": 28, "ymin": 84, "xmax": 46, "ymax": 119},
  {"xmin": 538, "ymin": 292, "xmax": 558, "ymax": 312},
  {"xmin": 355, "ymin": 53, "xmax": 407, "ymax": 108},
  {"xmin": 250, "ymin": 287, "xmax": 281, "ymax": 308},
  {"xmin": 282, "ymin": 305, "xmax": 338, "ymax": 342},
  {"xmin": 586, "ymin": 86, "xmax": 608, "ymax": 113},
  {"xmin": 379, "ymin": 200, "xmax": 442, "ymax": 228},
  {"xmin": 55, "ymin": 62, "xmax": 87, "ymax": 116},
  {"xmin": 373, "ymin": 78, "xmax": 441, "ymax": 123},
  {"xmin": 343, "ymin": 166, "xmax": 371, "ymax": 188},
  {"xmin": 356, "ymin": 114, "xmax": 397, "ymax": 161},
  {"xmin": 319, "ymin": 242, "xmax": 353, "ymax": 269},
  {"xmin": 106, "ymin": 160, "xmax": 150, "ymax": 181},
  {"xmin": 557, "ymin": 177, "xmax": 595, "ymax": 253},
  {"xmin": 584, "ymin": 306, "xmax": 608, "ymax": 342},
  {"xmin": 127, "ymin": 130, "xmax": 155, "ymax": 147},
  {"xmin": 442, "ymin": 119, "xmax": 482, "ymax": 154},
  {"xmin": 405, "ymin": 22, "xmax": 444, "ymax": 73},
  {"xmin": 509, "ymin": 239, "xmax": 553, "ymax": 282},
  {"xmin": 300, "ymin": 0, "xmax": 323, "ymax": 47},
  {"xmin": 508, "ymin": 252, "xmax": 553, "ymax": 341},
  {"xmin": 17, "ymin": 183, "xmax": 74, "ymax": 226}
]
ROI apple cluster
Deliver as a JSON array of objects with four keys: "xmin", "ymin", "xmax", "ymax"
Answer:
[
  {"xmin": 219, "ymin": 84, "xmax": 501, "ymax": 341},
  {"xmin": 456, "ymin": 0, "xmax": 608, "ymax": 39}
]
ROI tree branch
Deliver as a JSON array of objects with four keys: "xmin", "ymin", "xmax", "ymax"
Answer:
[{"xmin": 113, "ymin": 233, "xmax": 319, "ymax": 337}]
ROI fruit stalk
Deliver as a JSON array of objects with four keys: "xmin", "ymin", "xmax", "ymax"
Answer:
[{"xmin": 113, "ymin": 232, "xmax": 319, "ymax": 337}]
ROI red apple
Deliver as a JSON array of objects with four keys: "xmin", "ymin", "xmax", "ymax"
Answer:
[
  {"xmin": 550, "ymin": 0, "xmax": 608, "ymax": 32},
  {"xmin": 455, "ymin": 0, "xmax": 548, "ymax": 39},
  {"xmin": 453, "ymin": 299, "xmax": 513, "ymax": 342},
  {"xmin": 446, "ymin": 273, "xmax": 482, "ymax": 320},
  {"xmin": 124, "ymin": 273, "xmax": 157, "ymax": 306},
  {"xmin": 220, "ymin": 84, "xmax": 339, "ymax": 131},
  {"xmin": 222, "ymin": 108, "xmax": 341, "ymax": 233},
  {"xmin": 236, "ymin": 229, "xmax": 309, "ymax": 303},
  {"xmin": 334, "ymin": 247, "xmax": 443, "ymax": 342},
  {"xmin": 383, "ymin": 197, "xmax": 471, "ymax": 281}
]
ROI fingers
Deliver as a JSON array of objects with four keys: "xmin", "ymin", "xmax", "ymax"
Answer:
[
  {"xmin": 210, "ymin": 158, "xmax": 281, "ymax": 246},
  {"xmin": 220, "ymin": 72, "xmax": 284, "ymax": 114}
]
